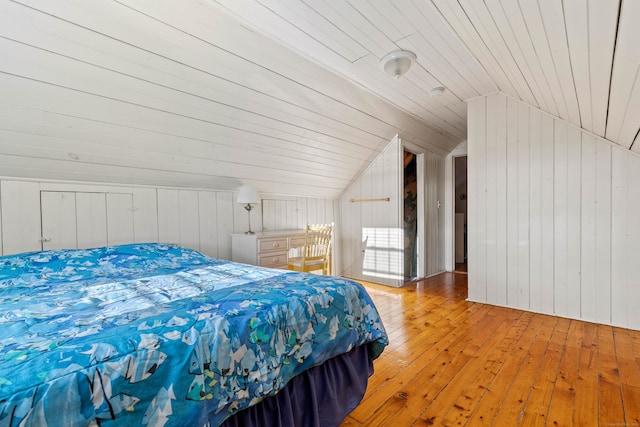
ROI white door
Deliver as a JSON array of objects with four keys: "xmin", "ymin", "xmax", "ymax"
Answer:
[
  {"xmin": 106, "ymin": 193, "xmax": 135, "ymax": 245},
  {"xmin": 41, "ymin": 191, "xmax": 77, "ymax": 250},
  {"xmin": 76, "ymin": 193, "xmax": 108, "ymax": 249}
]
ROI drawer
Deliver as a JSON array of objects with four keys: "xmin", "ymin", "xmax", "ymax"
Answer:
[
  {"xmin": 259, "ymin": 238, "xmax": 287, "ymax": 253},
  {"xmin": 259, "ymin": 252, "xmax": 287, "ymax": 268}
]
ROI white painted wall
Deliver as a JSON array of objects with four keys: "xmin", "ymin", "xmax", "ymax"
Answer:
[
  {"xmin": 339, "ymin": 136, "xmax": 402, "ymax": 287},
  {"xmin": 0, "ymin": 178, "xmax": 337, "ymax": 262},
  {"xmin": 467, "ymin": 93, "xmax": 640, "ymax": 330},
  {"xmin": 339, "ymin": 136, "xmax": 446, "ymax": 286},
  {"xmin": 424, "ymin": 151, "xmax": 446, "ymax": 277}
]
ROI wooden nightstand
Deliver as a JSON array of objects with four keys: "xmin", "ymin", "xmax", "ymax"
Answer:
[{"xmin": 231, "ymin": 230, "xmax": 306, "ymax": 269}]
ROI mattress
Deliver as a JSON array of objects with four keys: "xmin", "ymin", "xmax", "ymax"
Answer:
[{"xmin": 0, "ymin": 243, "xmax": 387, "ymax": 426}]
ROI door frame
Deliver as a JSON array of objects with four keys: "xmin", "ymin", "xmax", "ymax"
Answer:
[
  {"xmin": 444, "ymin": 142, "xmax": 468, "ymax": 271},
  {"xmin": 402, "ymin": 142, "xmax": 425, "ymax": 280}
]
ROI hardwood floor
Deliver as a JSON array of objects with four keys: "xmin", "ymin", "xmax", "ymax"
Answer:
[{"xmin": 341, "ymin": 273, "xmax": 640, "ymax": 426}]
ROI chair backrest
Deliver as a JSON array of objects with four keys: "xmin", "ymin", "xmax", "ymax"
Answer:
[{"xmin": 303, "ymin": 223, "xmax": 333, "ymax": 262}]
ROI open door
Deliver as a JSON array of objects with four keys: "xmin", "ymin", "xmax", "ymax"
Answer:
[
  {"xmin": 454, "ymin": 156, "xmax": 468, "ymax": 273},
  {"xmin": 403, "ymin": 149, "xmax": 425, "ymax": 282}
]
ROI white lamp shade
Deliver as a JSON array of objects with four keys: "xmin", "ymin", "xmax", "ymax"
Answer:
[{"xmin": 236, "ymin": 185, "xmax": 261, "ymax": 204}]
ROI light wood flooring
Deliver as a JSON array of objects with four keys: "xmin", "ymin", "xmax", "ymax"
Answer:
[{"xmin": 341, "ymin": 273, "xmax": 640, "ymax": 426}]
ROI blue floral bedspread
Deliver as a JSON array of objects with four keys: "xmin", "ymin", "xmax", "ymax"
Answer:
[{"xmin": 0, "ymin": 243, "xmax": 387, "ymax": 426}]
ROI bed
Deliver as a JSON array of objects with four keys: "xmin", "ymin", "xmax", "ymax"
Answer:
[{"xmin": 0, "ymin": 243, "xmax": 387, "ymax": 426}]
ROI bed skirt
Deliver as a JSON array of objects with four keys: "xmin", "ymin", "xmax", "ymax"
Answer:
[{"xmin": 221, "ymin": 344, "xmax": 374, "ymax": 427}]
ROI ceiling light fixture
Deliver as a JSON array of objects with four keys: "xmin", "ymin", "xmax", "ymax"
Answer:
[
  {"xmin": 430, "ymin": 86, "xmax": 445, "ymax": 97},
  {"xmin": 380, "ymin": 50, "xmax": 417, "ymax": 79}
]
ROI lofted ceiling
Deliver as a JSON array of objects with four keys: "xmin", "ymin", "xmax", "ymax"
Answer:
[
  {"xmin": 214, "ymin": 0, "xmax": 640, "ymax": 150},
  {"xmin": 0, "ymin": 0, "xmax": 638, "ymax": 199}
]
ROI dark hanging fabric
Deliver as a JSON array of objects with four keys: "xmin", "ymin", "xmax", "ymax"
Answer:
[{"xmin": 219, "ymin": 344, "xmax": 374, "ymax": 427}]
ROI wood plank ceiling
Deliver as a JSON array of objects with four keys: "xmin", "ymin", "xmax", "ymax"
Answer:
[
  {"xmin": 0, "ymin": 0, "xmax": 638, "ymax": 198},
  {"xmin": 213, "ymin": 0, "xmax": 640, "ymax": 151}
]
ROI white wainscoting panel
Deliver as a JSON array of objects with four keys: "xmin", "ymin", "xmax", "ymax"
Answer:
[
  {"xmin": 76, "ymin": 192, "xmax": 108, "ymax": 249},
  {"xmin": 132, "ymin": 188, "xmax": 159, "ymax": 243},
  {"xmin": 41, "ymin": 191, "xmax": 77, "ymax": 250},
  {"xmin": 106, "ymin": 193, "xmax": 135, "ymax": 246},
  {"xmin": 468, "ymin": 93, "xmax": 640, "ymax": 330},
  {"xmin": 1, "ymin": 181, "xmax": 41, "ymax": 255},
  {"xmin": 0, "ymin": 179, "xmax": 338, "ymax": 262},
  {"xmin": 339, "ymin": 136, "xmax": 403, "ymax": 287}
]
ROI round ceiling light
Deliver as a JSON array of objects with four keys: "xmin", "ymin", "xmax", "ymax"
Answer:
[
  {"xmin": 380, "ymin": 50, "xmax": 417, "ymax": 79},
  {"xmin": 430, "ymin": 86, "xmax": 445, "ymax": 97}
]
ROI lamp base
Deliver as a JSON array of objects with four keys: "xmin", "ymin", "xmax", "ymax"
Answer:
[{"xmin": 244, "ymin": 230, "xmax": 255, "ymax": 235}]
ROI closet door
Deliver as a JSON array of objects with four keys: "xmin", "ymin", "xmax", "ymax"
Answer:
[
  {"xmin": 106, "ymin": 193, "xmax": 134, "ymax": 245},
  {"xmin": 76, "ymin": 193, "xmax": 107, "ymax": 249},
  {"xmin": 41, "ymin": 191, "xmax": 77, "ymax": 250},
  {"xmin": 1, "ymin": 181, "xmax": 41, "ymax": 255}
]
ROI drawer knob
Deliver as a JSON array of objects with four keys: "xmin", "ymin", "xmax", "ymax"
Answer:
[
  {"xmin": 272, "ymin": 242, "xmax": 280, "ymax": 248},
  {"xmin": 273, "ymin": 258, "xmax": 280, "ymax": 263}
]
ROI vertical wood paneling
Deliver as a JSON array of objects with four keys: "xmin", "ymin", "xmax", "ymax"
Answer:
[
  {"xmin": 0, "ymin": 180, "xmax": 286, "ymax": 263},
  {"xmin": 506, "ymin": 98, "xmax": 519, "ymax": 306},
  {"xmin": 517, "ymin": 102, "xmax": 530, "ymax": 310},
  {"xmin": 306, "ymin": 198, "xmax": 319, "ymax": 227},
  {"xmin": 553, "ymin": 121, "xmax": 569, "ymax": 317},
  {"xmin": 425, "ymin": 153, "xmax": 440, "ymax": 277},
  {"xmin": 178, "ymin": 190, "xmax": 200, "ymax": 251},
  {"xmin": 475, "ymin": 97, "xmax": 487, "ymax": 301},
  {"xmin": 469, "ymin": 92, "xmax": 640, "ymax": 330},
  {"xmin": 76, "ymin": 192, "xmax": 107, "ymax": 249},
  {"xmin": 581, "ymin": 134, "xmax": 597, "ymax": 321},
  {"xmin": 296, "ymin": 196, "xmax": 306, "ymax": 229},
  {"xmin": 627, "ymin": 155, "xmax": 640, "ymax": 327},
  {"xmin": 344, "ymin": 182, "xmax": 361, "ymax": 278},
  {"xmin": 611, "ymin": 149, "xmax": 628, "ymax": 326},
  {"xmin": 157, "ymin": 189, "xmax": 181, "ymax": 244},
  {"xmin": 290, "ymin": 200, "xmax": 300, "ymax": 227},
  {"xmin": 370, "ymin": 154, "xmax": 384, "ymax": 273},
  {"xmin": 484, "ymin": 97, "xmax": 497, "ymax": 303},
  {"xmin": 262, "ymin": 199, "xmax": 300, "ymax": 230},
  {"xmin": 198, "ymin": 191, "xmax": 218, "ymax": 258},
  {"xmin": 492, "ymin": 95, "xmax": 508, "ymax": 305},
  {"xmin": 132, "ymin": 188, "xmax": 158, "ymax": 243},
  {"xmin": 215, "ymin": 192, "xmax": 234, "ymax": 260},
  {"xmin": 540, "ymin": 114, "xmax": 555, "ymax": 314},
  {"xmin": 339, "ymin": 136, "xmax": 403, "ymax": 287},
  {"xmin": 594, "ymin": 143, "xmax": 612, "ymax": 324},
  {"xmin": 106, "ymin": 193, "xmax": 134, "ymax": 246},
  {"xmin": 383, "ymin": 140, "xmax": 399, "ymax": 281},
  {"xmin": 566, "ymin": 128, "xmax": 582, "ymax": 319},
  {"xmin": 0, "ymin": 181, "xmax": 41, "ymax": 255},
  {"xmin": 528, "ymin": 109, "xmax": 542, "ymax": 312},
  {"xmin": 360, "ymin": 168, "xmax": 374, "ymax": 273},
  {"xmin": 41, "ymin": 192, "xmax": 77, "ymax": 250}
]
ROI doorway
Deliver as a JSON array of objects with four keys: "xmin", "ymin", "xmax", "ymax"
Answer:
[
  {"xmin": 403, "ymin": 150, "xmax": 418, "ymax": 281},
  {"xmin": 454, "ymin": 156, "xmax": 467, "ymax": 273}
]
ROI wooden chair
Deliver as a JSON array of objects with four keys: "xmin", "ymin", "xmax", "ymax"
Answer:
[{"xmin": 287, "ymin": 223, "xmax": 333, "ymax": 275}]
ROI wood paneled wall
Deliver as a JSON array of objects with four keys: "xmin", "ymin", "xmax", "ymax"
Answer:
[
  {"xmin": 467, "ymin": 93, "xmax": 640, "ymax": 330},
  {"xmin": 424, "ymin": 151, "xmax": 446, "ymax": 277},
  {"xmin": 339, "ymin": 136, "xmax": 445, "ymax": 286},
  {"xmin": 340, "ymin": 136, "xmax": 402, "ymax": 287},
  {"xmin": 0, "ymin": 178, "xmax": 336, "ymax": 260}
]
